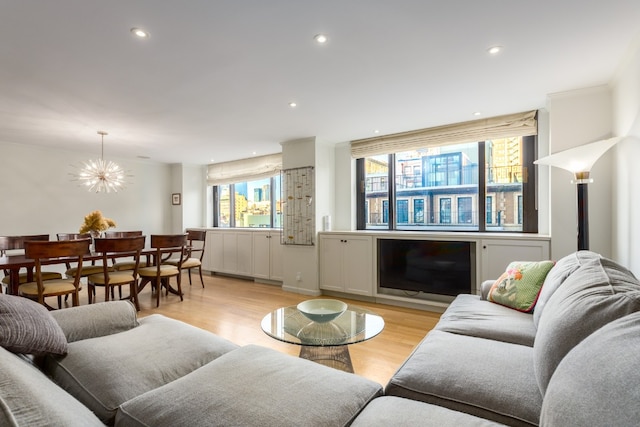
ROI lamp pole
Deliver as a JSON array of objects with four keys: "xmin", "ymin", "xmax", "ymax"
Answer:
[{"xmin": 575, "ymin": 172, "xmax": 590, "ymax": 251}]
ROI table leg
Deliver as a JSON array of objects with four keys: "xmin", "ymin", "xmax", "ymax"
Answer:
[{"xmin": 298, "ymin": 345, "xmax": 354, "ymax": 373}]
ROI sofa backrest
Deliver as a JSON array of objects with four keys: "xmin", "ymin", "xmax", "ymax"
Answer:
[
  {"xmin": 539, "ymin": 311, "xmax": 640, "ymax": 426},
  {"xmin": 533, "ymin": 255, "xmax": 640, "ymax": 395},
  {"xmin": 533, "ymin": 250, "xmax": 600, "ymax": 329}
]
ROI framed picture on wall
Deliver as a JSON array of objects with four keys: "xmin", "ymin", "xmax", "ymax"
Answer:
[{"xmin": 172, "ymin": 193, "xmax": 181, "ymax": 205}]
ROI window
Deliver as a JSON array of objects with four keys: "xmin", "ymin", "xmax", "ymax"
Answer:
[
  {"xmin": 440, "ymin": 198, "xmax": 451, "ymax": 224},
  {"xmin": 355, "ymin": 135, "xmax": 537, "ymax": 232},
  {"xmin": 208, "ymin": 153, "xmax": 283, "ymax": 229},
  {"xmin": 363, "ymin": 155, "xmax": 390, "ymax": 229},
  {"xmin": 414, "ymin": 199, "xmax": 424, "ymax": 223},
  {"xmin": 397, "ymin": 200, "xmax": 409, "ymax": 223},
  {"xmin": 486, "ymin": 196, "xmax": 493, "ymax": 224},
  {"xmin": 213, "ymin": 175, "xmax": 281, "ymax": 228},
  {"xmin": 458, "ymin": 197, "xmax": 473, "ymax": 224}
]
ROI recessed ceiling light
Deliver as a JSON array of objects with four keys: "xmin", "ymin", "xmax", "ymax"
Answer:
[
  {"xmin": 289, "ymin": 102, "xmax": 297, "ymax": 108},
  {"xmin": 374, "ymin": 130, "xmax": 380, "ymax": 134},
  {"xmin": 314, "ymin": 34, "xmax": 328, "ymax": 44},
  {"xmin": 473, "ymin": 112, "xmax": 482, "ymax": 116},
  {"xmin": 252, "ymin": 151, "xmax": 257, "ymax": 156},
  {"xmin": 487, "ymin": 46, "xmax": 502, "ymax": 55},
  {"xmin": 131, "ymin": 28, "xmax": 150, "ymax": 39}
]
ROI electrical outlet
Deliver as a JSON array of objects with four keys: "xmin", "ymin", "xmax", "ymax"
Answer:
[{"xmin": 296, "ymin": 272, "xmax": 302, "ymax": 281}]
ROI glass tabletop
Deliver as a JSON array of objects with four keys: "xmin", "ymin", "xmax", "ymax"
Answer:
[{"xmin": 261, "ymin": 304, "xmax": 385, "ymax": 347}]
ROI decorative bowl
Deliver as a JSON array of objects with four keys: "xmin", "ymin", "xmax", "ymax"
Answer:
[{"xmin": 297, "ymin": 299, "xmax": 348, "ymax": 323}]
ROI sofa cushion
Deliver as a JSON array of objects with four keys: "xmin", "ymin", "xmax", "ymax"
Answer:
[
  {"xmin": 0, "ymin": 346, "xmax": 104, "ymax": 427},
  {"xmin": 50, "ymin": 300, "xmax": 139, "ymax": 343},
  {"xmin": 43, "ymin": 314, "xmax": 239, "ymax": 425},
  {"xmin": 540, "ymin": 312, "xmax": 640, "ymax": 426},
  {"xmin": 533, "ymin": 255, "xmax": 640, "ymax": 395},
  {"xmin": 0, "ymin": 293, "xmax": 67, "ymax": 355},
  {"xmin": 386, "ymin": 330, "xmax": 541, "ymax": 427},
  {"xmin": 115, "ymin": 344, "xmax": 383, "ymax": 427},
  {"xmin": 352, "ymin": 396, "xmax": 507, "ymax": 426},
  {"xmin": 533, "ymin": 250, "xmax": 600, "ymax": 328},
  {"xmin": 435, "ymin": 294, "xmax": 536, "ymax": 346},
  {"xmin": 488, "ymin": 260, "xmax": 554, "ymax": 312}
]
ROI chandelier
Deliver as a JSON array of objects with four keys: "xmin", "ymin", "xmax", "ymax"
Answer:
[{"xmin": 71, "ymin": 131, "xmax": 130, "ymax": 193}]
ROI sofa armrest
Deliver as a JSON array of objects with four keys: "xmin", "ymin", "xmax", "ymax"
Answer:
[
  {"xmin": 480, "ymin": 280, "xmax": 495, "ymax": 300},
  {"xmin": 50, "ymin": 301, "xmax": 139, "ymax": 343}
]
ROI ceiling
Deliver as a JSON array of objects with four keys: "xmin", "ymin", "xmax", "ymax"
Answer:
[{"xmin": 2, "ymin": 1, "xmax": 640, "ymax": 165}]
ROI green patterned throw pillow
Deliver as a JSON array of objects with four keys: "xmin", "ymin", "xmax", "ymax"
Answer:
[{"xmin": 488, "ymin": 260, "xmax": 555, "ymax": 312}]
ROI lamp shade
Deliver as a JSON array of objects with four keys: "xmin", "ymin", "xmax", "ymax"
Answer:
[{"xmin": 534, "ymin": 136, "xmax": 622, "ymax": 174}]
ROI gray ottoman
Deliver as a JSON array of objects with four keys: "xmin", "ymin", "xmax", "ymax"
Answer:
[{"xmin": 116, "ymin": 344, "xmax": 383, "ymax": 427}]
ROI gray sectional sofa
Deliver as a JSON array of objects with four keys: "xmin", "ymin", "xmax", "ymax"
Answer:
[
  {"xmin": 360, "ymin": 250, "xmax": 640, "ymax": 426},
  {"xmin": 0, "ymin": 297, "xmax": 382, "ymax": 426},
  {"xmin": 2, "ymin": 250, "xmax": 639, "ymax": 426}
]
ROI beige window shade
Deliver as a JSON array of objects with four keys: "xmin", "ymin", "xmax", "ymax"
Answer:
[
  {"xmin": 351, "ymin": 110, "xmax": 537, "ymax": 158},
  {"xmin": 207, "ymin": 153, "xmax": 282, "ymax": 185}
]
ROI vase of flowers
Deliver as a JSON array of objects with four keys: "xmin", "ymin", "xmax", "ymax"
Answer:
[{"xmin": 79, "ymin": 210, "xmax": 116, "ymax": 251}]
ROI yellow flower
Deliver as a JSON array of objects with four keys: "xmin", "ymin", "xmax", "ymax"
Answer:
[{"xmin": 79, "ymin": 210, "xmax": 117, "ymax": 234}]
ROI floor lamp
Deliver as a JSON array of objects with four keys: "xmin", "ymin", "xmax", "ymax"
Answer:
[{"xmin": 534, "ymin": 137, "xmax": 621, "ymax": 251}]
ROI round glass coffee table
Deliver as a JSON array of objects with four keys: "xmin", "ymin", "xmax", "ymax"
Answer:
[{"xmin": 261, "ymin": 303, "xmax": 384, "ymax": 373}]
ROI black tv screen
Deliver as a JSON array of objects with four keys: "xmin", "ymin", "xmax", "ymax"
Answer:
[{"xmin": 378, "ymin": 239, "xmax": 472, "ymax": 296}]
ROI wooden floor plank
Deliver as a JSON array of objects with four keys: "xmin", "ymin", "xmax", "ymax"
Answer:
[{"xmin": 83, "ymin": 272, "xmax": 442, "ymax": 386}]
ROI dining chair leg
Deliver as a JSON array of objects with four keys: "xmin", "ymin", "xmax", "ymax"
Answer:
[
  {"xmin": 198, "ymin": 266, "xmax": 204, "ymax": 288},
  {"xmin": 176, "ymin": 274, "xmax": 183, "ymax": 302},
  {"xmin": 188, "ymin": 269, "xmax": 192, "ymax": 286},
  {"xmin": 130, "ymin": 281, "xmax": 140, "ymax": 311}
]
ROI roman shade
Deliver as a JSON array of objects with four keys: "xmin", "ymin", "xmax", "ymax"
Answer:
[
  {"xmin": 207, "ymin": 153, "xmax": 282, "ymax": 186},
  {"xmin": 350, "ymin": 110, "xmax": 537, "ymax": 158}
]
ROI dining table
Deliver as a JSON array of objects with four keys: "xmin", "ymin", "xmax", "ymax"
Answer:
[{"xmin": 0, "ymin": 249, "xmax": 156, "ymax": 296}]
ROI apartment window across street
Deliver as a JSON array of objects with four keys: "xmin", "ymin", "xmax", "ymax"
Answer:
[{"xmin": 353, "ymin": 111, "xmax": 538, "ymax": 233}]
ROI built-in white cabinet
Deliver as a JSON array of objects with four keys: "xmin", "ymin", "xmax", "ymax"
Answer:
[
  {"xmin": 480, "ymin": 238, "xmax": 551, "ymax": 282},
  {"xmin": 319, "ymin": 234, "xmax": 373, "ymax": 296},
  {"xmin": 204, "ymin": 230, "xmax": 252, "ymax": 277},
  {"xmin": 252, "ymin": 231, "xmax": 283, "ymax": 281}
]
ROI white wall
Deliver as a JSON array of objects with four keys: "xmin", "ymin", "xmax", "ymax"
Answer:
[
  {"xmin": 280, "ymin": 137, "xmax": 321, "ymax": 296},
  {"xmin": 545, "ymin": 86, "xmax": 613, "ymax": 259},
  {"xmin": 0, "ymin": 142, "xmax": 173, "ymax": 238},
  {"xmin": 612, "ymin": 36, "xmax": 640, "ymax": 274}
]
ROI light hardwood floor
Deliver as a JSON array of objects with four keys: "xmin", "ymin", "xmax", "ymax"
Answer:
[{"xmin": 89, "ymin": 272, "xmax": 442, "ymax": 386}]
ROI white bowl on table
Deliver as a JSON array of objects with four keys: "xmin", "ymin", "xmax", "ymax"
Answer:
[{"xmin": 297, "ymin": 299, "xmax": 348, "ymax": 323}]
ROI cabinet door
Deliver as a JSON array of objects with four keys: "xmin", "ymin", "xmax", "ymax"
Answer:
[
  {"xmin": 252, "ymin": 232, "xmax": 271, "ymax": 279},
  {"xmin": 319, "ymin": 236, "xmax": 345, "ymax": 292},
  {"xmin": 481, "ymin": 239, "xmax": 550, "ymax": 282},
  {"xmin": 343, "ymin": 237, "xmax": 373, "ymax": 296},
  {"xmin": 204, "ymin": 231, "xmax": 223, "ymax": 272},
  {"xmin": 269, "ymin": 234, "xmax": 283, "ymax": 281},
  {"xmin": 236, "ymin": 233, "xmax": 253, "ymax": 276},
  {"xmin": 222, "ymin": 233, "xmax": 238, "ymax": 273}
]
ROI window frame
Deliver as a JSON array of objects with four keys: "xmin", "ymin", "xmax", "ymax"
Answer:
[{"xmin": 355, "ymin": 134, "xmax": 538, "ymax": 233}]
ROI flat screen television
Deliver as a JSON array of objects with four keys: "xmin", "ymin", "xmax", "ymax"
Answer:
[{"xmin": 378, "ymin": 239, "xmax": 472, "ymax": 296}]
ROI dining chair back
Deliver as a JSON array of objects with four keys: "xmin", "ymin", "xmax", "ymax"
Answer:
[
  {"xmin": 88, "ymin": 236, "xmax": 146, "ymax": 311},
  {"xmin": 105, "ymin": 231, "xmax": 143, "ymax": 238},
  {"xmin": 164, "ymin": 229, "xmax": 206, "ymax": 287},
  {"xmin": 1, "ymin": 235, "xmax": 63, "ymax": 292},
  {"xmin": 107, "ymin": 231, "xmax": 147, "ymax": 272},
  {"xmin": 56, "ymin": 233, "xmax": 104, "ymax": 277},
  {"xmin": 20, "ymin": 239, "xmax": 90, "ymax": 309},
  {"xmin": 138, "ymin": 234, "xmax": 188, "ymax": 307}
]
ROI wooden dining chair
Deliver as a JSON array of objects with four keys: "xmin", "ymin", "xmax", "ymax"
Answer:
[
  {"xmin": 105, "ymin": 231, "xmax": 149, "ymax": 272},
  {"xmin": 20, "ymin": 239, "xmax": 90, "ymax": 309},
  {"xmin": 1, "ymin": 235, "xmax": 63, "ymax": 292},
  {"xmin": 163, "ymin": 229, "xmax": 206, "ymax": 287},
  {"xmin": 57, "ymin": 233, "xmax": 105, "ymax": 278},
  {"xmin": 87, "ymin": 236, "xmax": 146, "ymax": 311},
  {"xmin": 138, "ymin": 234, "xmax": 187, "ymax": 308}
]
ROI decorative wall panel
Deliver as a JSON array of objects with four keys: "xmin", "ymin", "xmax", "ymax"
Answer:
[{"xmin": 282, "ymin": 166, "xmax": 315, "ymax": 245}]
